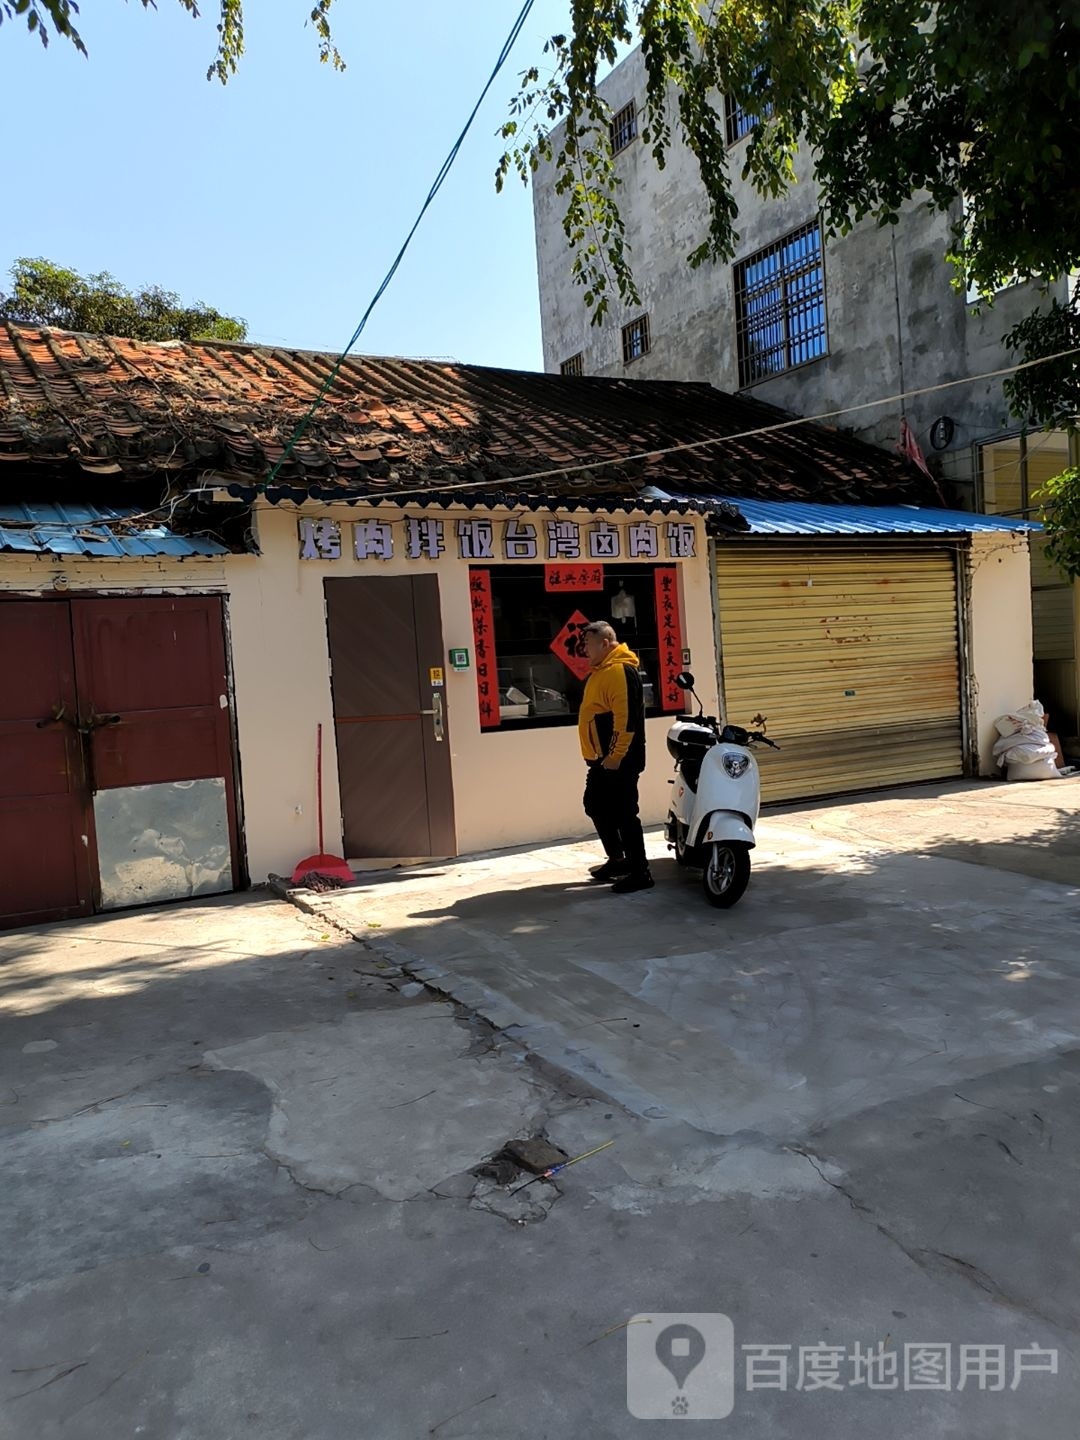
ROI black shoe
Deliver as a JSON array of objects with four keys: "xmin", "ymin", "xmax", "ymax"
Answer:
[
  {"xmin": 589, "ymin": 858, "xmax": 631, "ymax": 883},
  {"xmin": 610, "ymin": 871, "xmax": 655, "ymax": 894}
]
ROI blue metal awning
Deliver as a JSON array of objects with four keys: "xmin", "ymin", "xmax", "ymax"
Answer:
[
  {"xmin": 701, "ymin": 497, "xmax": 1040, "ymax": 537},
  {"xmin": 0, "ymin": 503, "xmax": 228, "ymax": 558}
]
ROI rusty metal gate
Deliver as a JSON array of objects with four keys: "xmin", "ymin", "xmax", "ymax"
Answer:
[{"xmin": 0, "ymin": 595, "xmax": 240, "ymax": 929}]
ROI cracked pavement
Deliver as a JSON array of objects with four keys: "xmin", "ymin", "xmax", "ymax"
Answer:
[{"xmin": 2, "ymin": 779, "xmax": 1080, "ymax": 1437}]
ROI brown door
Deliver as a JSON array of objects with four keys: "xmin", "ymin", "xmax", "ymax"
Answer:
[
  {"xmin": 0, "ymin": 600, "xmax": 94, "ymax": 928},
  {"xmin": 325, "ymin": 575, "xmax": 456, "ymax": 858},
  {"xmin": 70, "ymin": 597, "xmax": 241, "ymax": 910}
]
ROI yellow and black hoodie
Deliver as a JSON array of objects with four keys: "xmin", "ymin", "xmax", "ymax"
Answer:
[{"xmin": 578, "ymin": 642, "xmax": 646, "ymax": 771}]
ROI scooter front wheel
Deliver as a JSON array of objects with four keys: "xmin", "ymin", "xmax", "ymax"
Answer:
[{"xmin": 702, "ymin": 842, "xmax": 751, "ymax": 908}]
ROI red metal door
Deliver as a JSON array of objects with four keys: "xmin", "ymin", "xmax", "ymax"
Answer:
[
  {"xmin": 70, "ymin": 596, "xmax": 241, "ymax": 909},
  {"xmin": 0, "ymin": 600, "xmax": 93, "ymax": 928}
]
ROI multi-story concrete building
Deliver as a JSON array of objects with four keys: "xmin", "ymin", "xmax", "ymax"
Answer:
[{"xmin": 532, "ymin": 45, "xmax": 1079, "ymax": 740}]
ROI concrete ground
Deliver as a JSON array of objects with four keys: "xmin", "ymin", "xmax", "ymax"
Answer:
[{"xmin": 2, "ymin": 778, "xmax": 1079, "ymax": 1438}]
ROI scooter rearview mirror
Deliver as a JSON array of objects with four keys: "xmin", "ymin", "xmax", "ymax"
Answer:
[{"xmin": 675, "ymin": 672, "xmax": 695, "ymax": 690}]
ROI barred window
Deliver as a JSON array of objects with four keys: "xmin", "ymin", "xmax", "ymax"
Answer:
[
  {"xmin": 724, "ymin": 64, "xmax": 773, "ymax": 146},
  {"xmin": 560, "ymin": 353, "xmax": 584, "ymax": 377},
  {"xmin": 621, "ymin": 315, "xmax": 650, "ymax": 364},
  {"xmin": 724, "ymin": 93, "xmax": 758, "ymax": 145},
  {"xmin": 734, "ymin": 222, "xmax": 827, "ymax": 386},
  {"xmin": 609, "ymin": 100, "xmax": 638, "ymax": 155}
]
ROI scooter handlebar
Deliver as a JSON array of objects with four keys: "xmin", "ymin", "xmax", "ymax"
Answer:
[{"xmin": 702, "ymin": 719, "xmax": 781, "ymax": 749}]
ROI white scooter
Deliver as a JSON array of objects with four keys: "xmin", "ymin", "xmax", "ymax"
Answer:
[{"xmin": 664, "ymin": 671, "xmax": 779, "ymax": 908}]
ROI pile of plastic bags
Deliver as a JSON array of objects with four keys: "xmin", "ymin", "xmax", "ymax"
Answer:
[{"xmin": 992, "ymin": 702, "xmax": 1060, "ymax": 781}]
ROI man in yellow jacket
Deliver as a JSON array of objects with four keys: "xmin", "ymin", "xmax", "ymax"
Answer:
[{"xmin": 578, "ymin": 621, "xmax": 653, "ymax": 893}]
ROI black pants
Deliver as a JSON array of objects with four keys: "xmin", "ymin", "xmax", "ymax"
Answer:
[{"xmin": 583, "ymin": 763, "xmax": 648, "ymax": 874}]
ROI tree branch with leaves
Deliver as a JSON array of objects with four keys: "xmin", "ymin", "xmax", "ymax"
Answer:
[
  {"xmin": 0, "ymin": 257, "xmax": 247, "ymax": 343},
  {"xmin": 6, "ymin": 0, "xmax": 1079, "ymax": 561},
  {"xmin": 499, "ymin": 1, "xmax": 1079, "ymax": 317},
  {"xmin": 0, "ymin": 0, "xmax": 343, "ymax": 80},
  {"xmin": 1005, "ymin": 291, "xmax": 1080, "ymax": 578},
  {"xmin": 496, "ymin": 0, "xmax": 1080, "ymax": 558}
]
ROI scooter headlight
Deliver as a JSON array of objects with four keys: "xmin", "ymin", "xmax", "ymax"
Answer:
[{"xmin": 722, "ymin": 752, "xmax": 751, "ymax": 780}]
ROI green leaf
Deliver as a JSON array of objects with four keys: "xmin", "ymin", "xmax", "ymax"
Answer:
[
  {"xmin": 0, "ymin": 256, "xmax": 247, "ymax": 343},
  {"xmin": 1039, "ymin": 467, "xmax": 1080, "ymax": 581}
]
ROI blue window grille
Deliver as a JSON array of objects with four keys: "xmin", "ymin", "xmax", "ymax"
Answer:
[
  {"xmin": 734, "ymin": 222, "xmax": 827, "ymax": 386},
  {"xmin": 609, "ymin": 100, "xmax": 638, "ymax": 155},
  {"xmin": 621, "ymin": 315, "xmax": 650, "ymax": 364}
]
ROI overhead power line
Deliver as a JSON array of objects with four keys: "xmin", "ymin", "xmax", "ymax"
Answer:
[
  {"xmin": 294, "ymin": 344, "xmax": 1080, "ymax": 505},
  {"xmin": 6, "ymin": 343, "xmax": 1078, "ymax": 532},
  {"xmin": 261, "ymin": 0, "xmax": 537, "ymax": 492}
]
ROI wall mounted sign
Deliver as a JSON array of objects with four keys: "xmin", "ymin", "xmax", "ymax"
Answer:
[
  {"xmin": 354, "ymin": 518, "xmax": 394, "ymax": 560},
  {"xmin": 299, "ymin": 518, "xmax": 343, "ymax": 560},
  {"xmin": 298, "ymin": 516, "xmax": 697, "ymax": 564},
  {"xmin": 545, "ymin": 564, "xmax": 605, "ymax": 592},
  {"xmin": 449, "ymin": 648, "xmax": 470, "ymax": 670}
]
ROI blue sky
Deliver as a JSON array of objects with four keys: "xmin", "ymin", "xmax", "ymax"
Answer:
[{"xmin": 0, "ymin": 0, "xmax": 584, "ymax": 369}]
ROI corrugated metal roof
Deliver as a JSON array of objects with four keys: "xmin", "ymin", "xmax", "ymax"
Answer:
[
  {"xmin": 0, "ymin": 503, "xmax": 228, "ymax": 557},
  {"xmin": 701, "ymin": 496, "xmax": 1041, "ymax": 537}
]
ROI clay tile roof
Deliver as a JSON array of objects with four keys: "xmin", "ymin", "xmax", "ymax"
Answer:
[{"xmin": 0, "ymin": 322, "xmax": 938, "ymax": 511}]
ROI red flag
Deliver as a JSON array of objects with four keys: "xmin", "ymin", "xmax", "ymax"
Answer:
[{"xmin": 898, "ymin": 417, "xmax": 933, "ymax": 479}]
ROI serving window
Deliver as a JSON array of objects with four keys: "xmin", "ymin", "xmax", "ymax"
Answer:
[{"xmin": 468, "ymin": 564, "xmax": 685, "ymax": 731}]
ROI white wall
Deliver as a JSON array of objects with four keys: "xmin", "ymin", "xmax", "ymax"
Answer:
[
  {"xmin": 966, "ymin": 530, "xmax": 1036, "ymax": 772},
  {"xmin": 2, "ymin": 522, "xmax": 1036, "ymax": 884},
  {"xmin": 227, "ymin": 503, "xmax": 720, "ymax": 881}
]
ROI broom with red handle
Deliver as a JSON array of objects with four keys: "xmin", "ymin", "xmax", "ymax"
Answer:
[{"xmin": 291, "ymin": 723, "xmax": 354, "ymax": 886}]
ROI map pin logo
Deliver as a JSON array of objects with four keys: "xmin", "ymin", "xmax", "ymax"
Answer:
[{"xmin": 656, "ymin": 1323, "xmax": 706, "ymax": 1390}]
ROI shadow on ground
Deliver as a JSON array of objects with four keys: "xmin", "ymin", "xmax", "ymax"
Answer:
[{"xmin": 3, "ymin": 785, "xmax": 1079, "ymax": 1440}]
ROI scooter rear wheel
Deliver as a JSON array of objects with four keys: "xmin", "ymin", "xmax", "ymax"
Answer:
[{"xmin": 702, "ymin": 842, "xmax": 751, "ymax": 908}]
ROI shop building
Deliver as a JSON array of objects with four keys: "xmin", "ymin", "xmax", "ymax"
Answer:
[{"xmin": 0, "ymin": 323, "xmax": 1035, "ymax": 928}]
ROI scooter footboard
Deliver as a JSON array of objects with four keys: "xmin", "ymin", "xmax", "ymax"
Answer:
[{"xmin": 697, "ymin": 812, "xmax": 756, "ymax": 849}]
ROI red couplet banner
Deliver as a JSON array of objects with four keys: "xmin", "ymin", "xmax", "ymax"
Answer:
[
  {"xmin": 654, "ymin": 567, "xmax": 685, "ymax": 711},
  {"xmin": 469, "ymin": 569, "xmax": 499, "ymax": 728}
]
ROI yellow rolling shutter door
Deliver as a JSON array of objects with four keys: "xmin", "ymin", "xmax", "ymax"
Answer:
[{"xmin": 715, "ymin": 543, "xmax": 964, "ymax": 801}]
